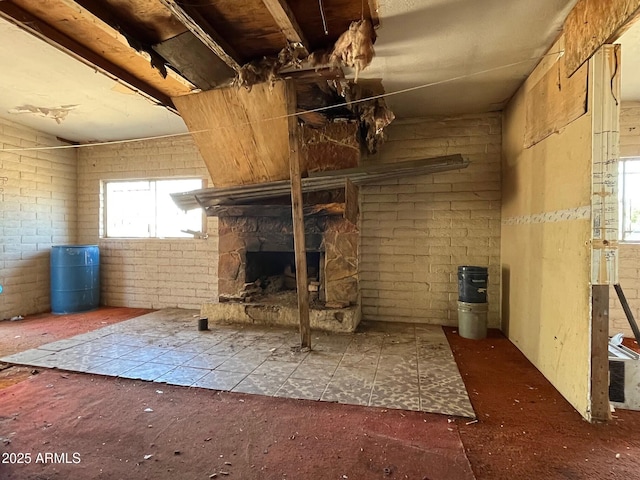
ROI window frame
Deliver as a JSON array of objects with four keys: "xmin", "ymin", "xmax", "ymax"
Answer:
[
  {"xmin": 619, "ymin": 157, "xmax": 640, "ymax": 243},
  {"xmin": 101, "ymin": 177, "xmax": 205, "ymax": 239}
]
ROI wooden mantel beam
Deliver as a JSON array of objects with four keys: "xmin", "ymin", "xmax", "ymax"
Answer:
[
  {"xmin": 159, "ymin": 0, "xmax": 242, "ymax": 73},
  {"xmin": 262, "ymin": 0, "xmax": 309, "ymax": 54}
]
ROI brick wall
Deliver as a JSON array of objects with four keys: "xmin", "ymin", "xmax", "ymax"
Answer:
[
  {"xmin": 611, "ymin": 102, "xmax": 640, "ymax": 336},
  {"xmin": 360, "ymin": 112, "xmax": 501, "ymax": 326},
  {"xmin": 0, "ymin": 119, "xmax": 77, "ymax": 319},
  {"xmin": 77, "ymin": 137, "xmax": 218, "ymax": 309}
]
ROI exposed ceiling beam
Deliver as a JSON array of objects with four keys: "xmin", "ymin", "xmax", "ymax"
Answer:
[
  {"xmin": 0, "ymin": 2, "xmax": 177, "ymax": 110},
  {"xmin": 154, "ymin": 31, "xmax": 236, "ymax": 91},
  {"xmin": 158, "ymin": 0, "xmax": 242, "ymax": 73},
  {"xmin": 262, "ymin": 0, "xmax": 309, "ymax": 54},
  {"xmin": 6, "ymin": 0, "xmax": 192, "ymax": 99},
  {"xmin": 563, "ymin": 0, "xmax": 640, "ymax": 76}
]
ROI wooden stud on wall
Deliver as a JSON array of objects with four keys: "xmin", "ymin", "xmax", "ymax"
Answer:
[
  {"xmin": 590, "ymin": 45, "xmax": 620, "ymax": 285},
  {"xmin": 589, "ymin": 44, "xmax": 621, "ymax": 422},
  {"xmin": 591, "ymin": 285, "xmax": 611, "ymax": 422},
  {"xmin": 286, "ymin": 80, "xmax": 311, "ymax": 348},
  {"xmin": 524, "ymin": 52, "xmax": 588, "ymax": 148}
]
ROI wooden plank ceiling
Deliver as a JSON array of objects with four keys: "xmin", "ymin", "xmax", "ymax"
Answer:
[{"xmin": 0, "ymin": 0, "xmax": 379, "ymax": 108}]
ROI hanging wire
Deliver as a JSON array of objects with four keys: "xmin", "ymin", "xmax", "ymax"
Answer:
[
  {"xmin": 318, "ymin": 0, "xmax": 329, "ymax": 35},
  {"xmin": 0, "ymin": 51, "xmax": 564, "ymax": 153}
]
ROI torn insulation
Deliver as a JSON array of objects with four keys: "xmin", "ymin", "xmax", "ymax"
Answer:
[{"xmin": 328, "ymin": 19, "xmax": 376, "ymax": 83}]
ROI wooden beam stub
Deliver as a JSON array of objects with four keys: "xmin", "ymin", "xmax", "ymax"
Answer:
[
  {"xmin": 344, "ymin": 179, "xmax": 359, "ymax": 225},
  {"xmin": 524, "ymin": 51, "xmax": 588, "ymax": 148}
]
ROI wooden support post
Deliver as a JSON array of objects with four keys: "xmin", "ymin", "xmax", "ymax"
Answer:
[
  {"xmin": 286, "ymin": 81, "xmax": 311, "ymax": 348},
  {"xmin": 591, "ymin": 284, "xmax": 611, "ymax": 422}
]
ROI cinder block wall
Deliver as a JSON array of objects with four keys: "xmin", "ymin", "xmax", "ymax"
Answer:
[
  {"xmin": 0, "ymin": 119, "xmax": 77, "ymax": 319},
  {"xmin": 77, "ymin": 138, "xmax": 218, "ymax": 309},
  {"xmin": 360, "ymin": 112, "xmax": 501, "ymax": 326},
  {"xmin": 611, "ymin": 102, "xmax": 640, "ymax": 336}
]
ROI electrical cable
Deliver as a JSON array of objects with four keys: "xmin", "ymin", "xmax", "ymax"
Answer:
[{"xmin": 0, "ymin": 50, "xmax": 564, "ymax": 153}]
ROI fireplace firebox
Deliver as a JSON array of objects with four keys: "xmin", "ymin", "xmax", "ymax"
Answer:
[{"xmin": 217, "ymin": 213, "xmax": 357, "ymax": 307}]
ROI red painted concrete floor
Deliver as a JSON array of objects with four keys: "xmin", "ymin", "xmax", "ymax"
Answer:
[{"xmin": 0, "ymin": 308, "xmax": 639, "ymax": 479}]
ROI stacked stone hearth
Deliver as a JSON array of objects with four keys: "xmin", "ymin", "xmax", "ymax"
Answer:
[{"xmin": 202, "ymin": 211, "xmax": 361, "ymax": 332}]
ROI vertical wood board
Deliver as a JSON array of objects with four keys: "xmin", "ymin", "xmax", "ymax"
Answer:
[
  {"xmin": 524, "ymin": 54, "xmax": 588, "ymax": 148},
  {"xmin": 286, "ymin": 81, "xmax": 311, "ymax": 348},
  {"xmin": 564, "ymin": 0, "xmax": 640, "ymax": 76},
  {"xmin": 173, "ymin": 81, "xmax": 291, "ymax": 187},
  {"xmin": 590, "ymin": 284, "xmax": 611, "ymax": 421},
  {"xmin": 591, "ymin": 45, "xmax": 621, "ymax": 285}
]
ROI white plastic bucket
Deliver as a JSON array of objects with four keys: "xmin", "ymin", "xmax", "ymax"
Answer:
[{"xmin": 457, "ymin": 301, "xmax": 488, "ymax": 339}]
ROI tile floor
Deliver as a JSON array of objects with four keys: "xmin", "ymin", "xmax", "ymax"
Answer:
[{"xmin": 1, "ymin": 309, "xmax": 475, "ymax": 418}]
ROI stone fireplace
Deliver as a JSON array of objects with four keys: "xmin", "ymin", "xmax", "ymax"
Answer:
[
  {"xmin": 217, "ymin": 213, "xmax": 357, "ymax": 306},
  {"xmin": 171, "ymin": 80, "xmax": 465, "ymax": 333},
  {"xmin": 201, "ymin": 207, "xmax": 361, "ymax": 332}
]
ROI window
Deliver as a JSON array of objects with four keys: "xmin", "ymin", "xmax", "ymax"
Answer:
[
  {"xmin": 104, "ymin": 178, "xmax": 203, "ymax": 238},
  {"xmin": 619, "ymin": 158, "xmax": 640, "ymax": 242}
]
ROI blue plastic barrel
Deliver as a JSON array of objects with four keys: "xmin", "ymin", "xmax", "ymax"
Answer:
[{"xmin": 50, "ymin": 245, "xmax": 100, "ymax": 314}]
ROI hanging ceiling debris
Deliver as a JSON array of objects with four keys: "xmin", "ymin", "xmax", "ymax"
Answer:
[{"xmin": 0, "ymin": 0, "xmax": 387, "ymax": 150}]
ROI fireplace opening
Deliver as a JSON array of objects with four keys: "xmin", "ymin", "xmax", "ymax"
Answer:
[{"xmin": 245, "ymin": 251, "xmax": 321, "ymax": 294}]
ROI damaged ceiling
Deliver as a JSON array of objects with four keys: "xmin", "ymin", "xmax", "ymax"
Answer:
[{"xmin": 0, "ymin": 0, "xmax": 594, "ymax": 144}]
